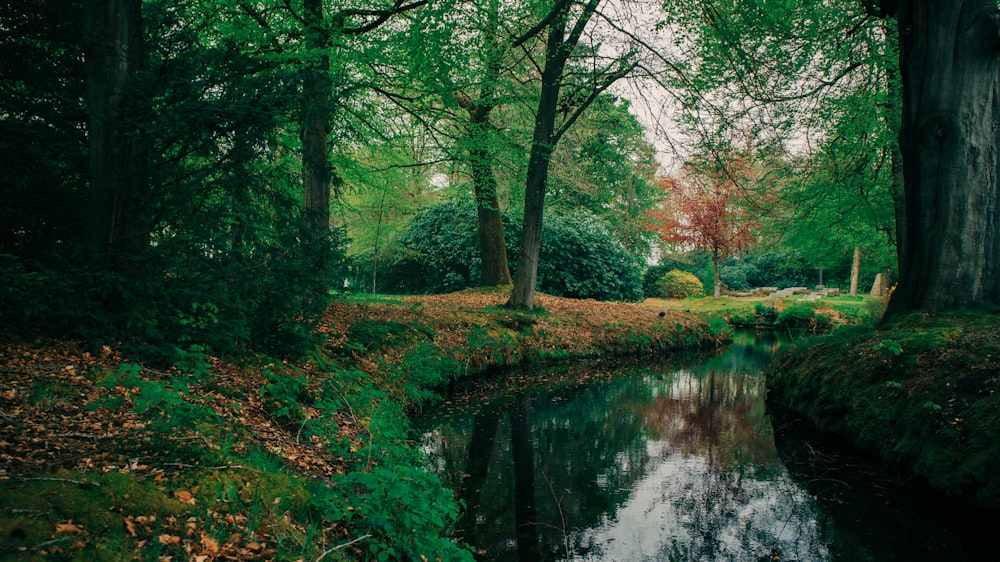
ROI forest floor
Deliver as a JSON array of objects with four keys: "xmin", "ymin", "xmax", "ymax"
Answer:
[{"xmin": 0, "ymin": 289, "xmax": 720, "ymax": 562}]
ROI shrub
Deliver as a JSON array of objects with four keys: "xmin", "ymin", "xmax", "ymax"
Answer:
[
  {"xmin": 775, "ymin": 305, "xmax": 832, "ymax": 337},
  {"xmin": 656, "ymin": 270, "xmax": 705, "ymax": 299},
  {"xmin": 727, "ymin": 302, "xmax": 779, "ymax": 327},
  {"xmin": 642, "ymin": 257, "xmax": 706, "ymax": 298},
  {"xmin": 537, "ymin": 211, "xmax": 643, "ymax": 302},
  {"xmin": 382, "ymin": 202, "xmax": 643, "ymax": 301}
]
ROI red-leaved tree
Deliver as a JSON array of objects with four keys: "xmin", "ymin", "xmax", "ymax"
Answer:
[{"xmin": 648, "ymin": 161, "xmax": 757, "ymax": 298}]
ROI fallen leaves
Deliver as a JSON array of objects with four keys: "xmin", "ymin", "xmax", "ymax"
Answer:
[
  {"xmin": 175, "ymin": 490, "xmax": 197, "ymax": 505},
  {"xmin": 1, "ymin": 290, "xmax": 707, "ymax": 560}
]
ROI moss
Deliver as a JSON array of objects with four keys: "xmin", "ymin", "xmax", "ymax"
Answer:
[{"xmin": 767, "ymin": 309, "xmax": 1000, "ymax": 509}]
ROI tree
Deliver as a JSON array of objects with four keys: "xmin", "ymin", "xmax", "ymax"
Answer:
[
  {"xmin": 875, "ymin": 0, "xmax": 1000, "ymax": 316},
  {"xmin": 648, "ymin": 160, "xmax": 758, "ymax": 298},
  {"xmin": 508, "ymin": 0, "xmax": 636, "ymax": 309},
  {"xmin": 658, "ymin": 0, "xmax": 899, "ymax": 292},
  {"xmin": 84, "ymin": 0, "xmax": 150, "ymax": 267},
  {"xmin": 548, "ymin": 95, "xmax": 661, "ymax": 262},
  {"xmin": 661, "ymin": 0, "xmax": 1000, "ymax": 316},
  {"xmin": 451, "ymin": 0, "xmax": 514, "ymax": 286},
  {"xmin": 298, "ymin": 0, "xmax": 428, "ymax": 246}
]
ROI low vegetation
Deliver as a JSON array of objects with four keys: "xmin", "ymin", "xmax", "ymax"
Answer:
[
  {"xmin": 767, "ymin": 309, "xmax": 1000, "ymax": 509},
  {"xmin": 0, "ymin": 289, "xmax": 719, "ymax": 561}
]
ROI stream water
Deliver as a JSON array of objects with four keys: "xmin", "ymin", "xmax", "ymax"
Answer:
[{"xmin": 416, "ymin": 330, "xmax": 993, "ymax": 561}]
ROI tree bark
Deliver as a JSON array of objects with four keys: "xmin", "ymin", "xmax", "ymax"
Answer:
[
  {"xmin": 301, "ymin": 0, "xmax": 331, "ymax": 241},
  {"xmin": 469, "ymin": 112, "xmax": 512, "ymax": 286},
  {"xmin": 884, "ymin": 0, "xmax": 1000, "ymax": 317},
  {"xmin": 84, "ymin": 0, "xmax": 149, "ymax": 267},
  {"xmin": 464, "ymin": 0, "xmax": 511, "ymax": 287},
  {"xmin": 508, "ymin": 2, "xmax": 574, "ymax": 309},
  {"xmin": 850, "ymin": 246, "xmax": 861, "ymax": 297},
  {"xmin": 712, "ymin": 250, "xmax": 722, "ymax": 299}
]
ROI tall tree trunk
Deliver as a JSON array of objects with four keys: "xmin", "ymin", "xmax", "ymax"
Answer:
[
  {"xmin": 884, "ymin": 0, "xmax": 1000, "ymax": 317},
  {"xmin": 712, "ymin": 251, "xmax": 721, "ymax": 299},
  {"xmin": 301, "ymin": 0, "xmax": 331, "ymax": 242},
  {"xmin": 469, "ymin": 118, "xmax": 512, "ymax": 286},
  {"xmin": 508, "ymin": 4, "xmax": 573, "ymax": 309},
  {"xmin": 84, "ymin": 0, "xmax": 149, "ymax": 267},
  {"xmin": 881, "ymin": 21, "xmax": 907, "ymax": 277},
  {"xmin": 464, "ymin": 0, "xmax": 511, "ymax": 286},
  {"xmin": 850, "ymin": 246, "xmax": 861, "ymax": 297}
]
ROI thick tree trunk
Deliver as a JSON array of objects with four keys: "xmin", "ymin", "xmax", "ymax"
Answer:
[
  {"xmin": 466, "ymin": 0, "xmax": 511, "ymax": 287},
  {"xmin": 884, "ymin": 0, "xmax": 1000, "ymax": 317},
  {"xmin": 467, "ymin": 107, "xmax": 512, "ymax": 286},
  {"xmin": 301, "ymin": 0, "xmax": 331, "ymax": 241},
  {"xmin": 84, "ymin": 0, "xmax": 149, "ymax": 267}
]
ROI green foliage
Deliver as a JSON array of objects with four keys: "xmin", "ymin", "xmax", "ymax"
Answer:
[
  {"xmin": 642, "ymin": 256, "xmax": 705, "ymax": 298},
  {"xmin": 95, "ymin": 363, "xmax": 220, "ymax": 434},
  {"xmin": 719, "ymin": 251, "xmax": 811, "ymax": 290},
  {"xmin": 378, "ymin": 202, "xmax": 642, "ymax": 301},
  {"xmin": 727, "ymin": 302, "xmax": 779, "ymax": 326},
  {"xmin": 344, "ymin": 319, "xmax": 435, "ymax": 354},
  {"xmin": 319, "ymin": 464, "xmax": 473, "ymax": 562},
  {"xmin": 872, "ymin": 338, "xmax": 903, "ymax": 357},
  {"xmin": 767, "ymin": 310, "xmax": 1000, "ymax": 508},
  {"xmin": 775, "ymin": 305, "xmax": 831, "ymax": 337},
  {"xmin": 0, "ymin": 254, "xmax": 52, "ymax": 336},
  {"xmin": 537, "ymin": 211, "xmax": 644, "ymax": 302},
  {"xmin": 656, "ymin": 270, "xmax": 705, "ymax": 299},
  {"xmin": 261, "ymin": 368, "xmax": 310, "ymax": 425}
]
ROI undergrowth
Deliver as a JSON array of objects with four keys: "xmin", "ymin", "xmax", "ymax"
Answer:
[
  {"xmin": 2, "ymin": 291, "xmax": 717, "ymax": 561},
  {"xmin": 767, "ymin": 309, "xmax": 1000, "ymax": 509}
]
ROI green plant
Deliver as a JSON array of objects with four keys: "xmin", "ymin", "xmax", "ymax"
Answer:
[
  {"xmin": 656, "ymin": 269, "xmax": 705, "ymax": 299},
  {"xmin": 873, "ymin": 338, "xmax": 904, "ymax": 356},
  {"xmin": 95, "ymin": 363, "xmax": 220, "ymax": 434},
  {"xmin": 378, "ymin": 202, "xmax": 643, "ymax": 301},
  {"xmin": 320, "ymin": 465, "xmax": 473, "ymax": 562},
  {"xmin": 775, "ymin": 305, "xmax": 831, "ymax": 337},
  {"xmin": 260, "ymin": 368, "xmax": 310, "ymax": 425}
]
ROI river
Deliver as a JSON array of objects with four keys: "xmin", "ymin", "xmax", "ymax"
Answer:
[{"xmin": 416, "ymin": 330, "xmax": 993, "ymax": 561}]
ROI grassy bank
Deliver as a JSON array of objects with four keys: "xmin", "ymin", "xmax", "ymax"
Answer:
[
  {"xmin": 766, "ymin": 309, "xmax": 1000, "ymax": 509},
  {"xmin": 0, "ymin": 289, "xmax": 719, "ymax": 561}
]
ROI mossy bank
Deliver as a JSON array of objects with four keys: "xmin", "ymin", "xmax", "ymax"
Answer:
[
  {"xmin": 766, "ymin": 309, "xmax": 1000, "ymax": 509},
  {"xmin": 0, "ymin": 289, "xmax": 719, "ymax": 561}
]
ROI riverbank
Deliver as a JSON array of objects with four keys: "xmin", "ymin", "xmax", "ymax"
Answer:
[
  {"xmin": 766, "ymin": 308, "xmax": 1000, "ymax": 509},
  {"xmin": 0, "ymin": 289, "xmax": 719, "ymax": 561}
]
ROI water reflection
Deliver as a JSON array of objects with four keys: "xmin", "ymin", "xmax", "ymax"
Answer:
[{"xmin": 416, "ymin": 331, "xmax": 988, "ymax": 561}]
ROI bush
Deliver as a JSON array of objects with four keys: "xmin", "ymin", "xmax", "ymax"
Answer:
[
  {"xmin": 642, "ymin": 256, "xmax": 707, "ymax": 298},
  {"xmin": 656, "ymin": 270, "xmax": 705, "ymax": 299},
  {"xmin": 380, "ymin": 202, "xmax": 643, "ymax": 301},
  {"xmin": 727, "ymin": 302, "xmax": 779, "ymax": 326},
  {"xmin": 537, "ymin": 211, "xmax": 643, "ymax": 302},
  {"xmin": 775, "ymin": 305, "xmax": 831, "ymax": 337}
]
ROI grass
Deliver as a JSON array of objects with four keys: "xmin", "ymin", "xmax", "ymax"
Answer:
[
  {"xmin": 767, "ymin": 307, "xmax": 1000, "ymax": 509},
  {"xmin": 641, "ymin": 293, "xmax": 882, "ymax": 325}
]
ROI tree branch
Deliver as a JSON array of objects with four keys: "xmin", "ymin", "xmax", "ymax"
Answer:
[{"xmin": 337, "ymin": 0, "xmax": 429, "ymax": 35}]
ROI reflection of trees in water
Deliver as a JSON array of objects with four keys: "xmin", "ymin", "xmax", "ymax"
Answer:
[{"xmin": 417, "ymin": 333, "xmax": 826, "ymax": 561}]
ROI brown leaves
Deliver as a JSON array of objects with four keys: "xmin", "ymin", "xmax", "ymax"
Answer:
[
  {"xmin": 55, "ymin": 520, "xmax": 84, "ymax": 534},
  {"xmin": 175, "ymin": 490, "xmax": 197, "ymax": 505}
]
